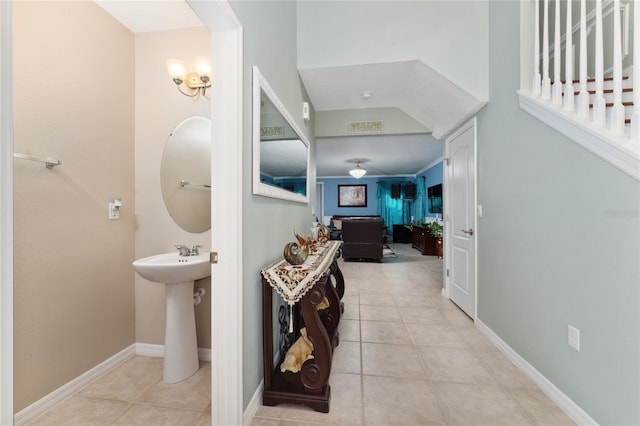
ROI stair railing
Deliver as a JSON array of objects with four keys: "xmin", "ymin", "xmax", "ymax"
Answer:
[{"xmin": 520, "ymin": 0, "xmax": 639, "ymax": 181}]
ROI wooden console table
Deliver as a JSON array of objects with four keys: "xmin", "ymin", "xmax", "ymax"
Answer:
[{"xmin": 261, "ymin": 240, "xmax": 344, "ymax": 413}]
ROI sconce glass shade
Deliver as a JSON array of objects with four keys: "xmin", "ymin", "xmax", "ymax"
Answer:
[
  {"xmin": 349, "ymin": 162, "xmax": 367, "ymax": 179},
  {"xmin": 195, "ymin": 57, "xmax": 211, "ymax": 79},
  {"xmin": 167, "ymin": 59, "xmax": 188, "ymax": 82}
]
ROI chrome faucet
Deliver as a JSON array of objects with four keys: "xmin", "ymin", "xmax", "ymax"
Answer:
[
  {"xmin": 175, "ymin": 244, "xmax": 190, "ymax": 257},
  {"xmin": 190, "ymin": 245, "xmax": 202, "ymax": 256}
]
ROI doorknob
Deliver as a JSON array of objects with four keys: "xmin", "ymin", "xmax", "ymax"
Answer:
[{"xmin": 461, "ymin": 228, "xmax": 474, "ymax": 236}]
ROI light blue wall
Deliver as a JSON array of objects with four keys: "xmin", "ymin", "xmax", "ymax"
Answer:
[
  {"xmin": 319, "ymin": 176, "xmax": 413, "ymax": 217},
  {"xmin": 417, "ymin": 161, "xmax": 443, "ymax": 219},
  {"xmin": 477, "ymin": 2, "xmax": 640, "ymax": 425},
  {"xmin": 228, "ymin": 1, "xmax": 316, "ymax": 409}
]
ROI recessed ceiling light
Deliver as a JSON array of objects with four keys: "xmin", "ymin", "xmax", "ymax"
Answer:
[{"xmin": 361, "ymin": 91, "xmax": 373, "ymax": 100}]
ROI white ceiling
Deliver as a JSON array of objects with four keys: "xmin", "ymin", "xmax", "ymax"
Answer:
[
  {"xmin": 94, "ymin": 0, "xmax": 202, "ymax": 33},
  {"xmin": 316, "ymin": 134, "xmax": 443, "ymax": 178},
  {"xmin": 300, "ymin": 60, "xmax": 484, "ymax": 177},
  {"xmin": 94, "ymin": 2, "xmax": 479, "ymax": 179}
]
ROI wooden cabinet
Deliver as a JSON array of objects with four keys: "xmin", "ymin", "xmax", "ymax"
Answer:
[
  {"xmin": 261, "ymin": 242, "xmax": 344, "ymax": 413},
  {"xmin": 412, "ymin": 225, "xmax": 439, "ymax": 255}
]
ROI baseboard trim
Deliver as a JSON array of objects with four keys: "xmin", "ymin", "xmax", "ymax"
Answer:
[
  {"xmin": 14, "ymin": 344, "xmax": 136, "ymax": 425},
  {"xmin": 15, "ymin": 343, "xmax": 213, "ymax": 425},
  {"xmin": 134, "ymin": 343, "xmax": 211, "ymax": 362},
  {"xmin": 244, "ymin": 380, "xmax": 263, "ymax": 426},
  {"xmin": 476, "ymin": 319, "xmax": 598, "ymax": 426}
]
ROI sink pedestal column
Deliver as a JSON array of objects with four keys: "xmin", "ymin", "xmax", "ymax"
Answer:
[{"xmin": 163, "ymin": 281, "xmax": 199, "ymax": 383}]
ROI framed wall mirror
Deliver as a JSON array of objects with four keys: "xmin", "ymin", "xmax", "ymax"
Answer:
[{"xmin": 252, "ymin": 66, "xmax": 310, "ymax": 203}]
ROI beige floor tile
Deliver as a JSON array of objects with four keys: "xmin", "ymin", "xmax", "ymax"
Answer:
[
  {"xmin": 434, "ymin": 382, "xmax": 533, "ymax": 426},
  {"xmin": 341, "ymin": 302, "xmax": 360, "ymax": 320},
  {"xmin": 477, "ymin": 350, "xmax": 538, "ymax": 389},
  {"xmin": 280, "ymin": 373, "xmax": 363, "ymax": 425},
  {"xmin": 76, "ymin": 355, "xmax": 163, "ymax": 402},
  {"xmin": 418, "ymin": 347, "xmax": 496, "ymax": 385},
  {"xmin": 442, "ymin": 306, "xmax": 474, "ymax": 326},
  {"xmin": 363, "ymin": 375, "xmax": 445, "ymax": 425},
  {"xmin": 400, "ymin": 306, "xmax": 448, "ymax": 325},
  {"xmin": 392, "ymin": 293, "xmax": 433, "ymax": 307},
  {"xmin": 359, "ymin": 292, "xmax": 391, "ymax": 306},
  {"xmin": 254, "ymin": 404, "xmax": 284, "ymax": 419},
  {"xmin": 456, "ymin": 326, "xmax": 501, "ymax": 353},
  {"xmin": 509, "ymin": 388, "xmax": 576, "ymax": 425},
  {"xmin": 361, "ymin": 342, "xmax": 426, "ymax": 379},
  {"xmin": 359, "ymin": 304, "xmax": 401, "ymax": 322},
  {"xmin": 193, "ymin": 410, "xmax": 212, "ymax": 426},
  {"xmin": 251, "ymin": 417, "xmax": 281, "ymax": 426},
  {"xmin": 338, "ymin": 318, "xmax": 360, "ymax": 342},
  {"xmin": 358, "ymin": 279, "xmax": 393, "ymax": 294},
  {"xmin": 138, "ymin": 362, "xmax": 211, "ymax": 410},
  {"xmin": 112, "ymin": 404, "xmax": 202, "ymax": 425},
  {"xmin": 27, "ymin": 396, "xmax": 131, "ymax": 426},
  {"xmin": 360, "ymin": 320, "xmax": 412, "ymax": 345},
  {"xmin": 406, "ymin": 323, "xmax": 467, "ymax": 349},
  {"xmin": 332, "ymin": 340, "xmax": 361, "ymax": 374}
]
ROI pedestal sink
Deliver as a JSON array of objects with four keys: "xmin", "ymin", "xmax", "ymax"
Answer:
[{"xmin": 133, "ymin": 252, "xmax": 210, "ymax": 383}]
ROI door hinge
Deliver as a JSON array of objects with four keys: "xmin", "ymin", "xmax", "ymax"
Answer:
[
  {"xmin": 210, "ymin": 252, "xmax": 219, "ymax": 264},
  {"xmin": 446, "ymin": 269, "xmax": 450, "ymax": 277},
  {"xmin": 444, "ymin": 157, "xmax": 451, "ymax": 166}
]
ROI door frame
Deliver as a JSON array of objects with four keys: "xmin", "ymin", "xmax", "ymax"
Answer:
[
  {"xmin": 316, "ymin": 181, "xmax": 324, "ymax": 223},
  {"xmin": 0, "ymin": 2, "xmax": 245, "ymax": 424},
  {"xmin": 443, "ymin": 117, "xmax": 478, "ymax": 319},
  {"xmin": 187, "ymin": 1, "xmax": 244, "ymax": 425},
  {"xmin": 0, "ymin": 1, "xmax": 14, "ymax": 423}
]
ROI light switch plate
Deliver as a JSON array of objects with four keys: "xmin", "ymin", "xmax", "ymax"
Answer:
[{"xmin": 568, "ymin": 325, "xmax": 580, "ymax": 351}]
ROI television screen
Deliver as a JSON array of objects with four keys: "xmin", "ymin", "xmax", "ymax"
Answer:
[{"xmin": 427, "ymin": 183, "xmax": 443, "ymax": 214}]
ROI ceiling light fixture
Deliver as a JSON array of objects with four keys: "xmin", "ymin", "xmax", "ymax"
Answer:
[
  {"xmin": 167, "ymin": 57, "xmax": 211, "ymax": 99},
  {"xmin": 349, "ymin": 160, "xmax": 367, "ymax": 179},
  {"xmin": 361, "ymin": 91, "xmax": 373, "ymax": 100}
]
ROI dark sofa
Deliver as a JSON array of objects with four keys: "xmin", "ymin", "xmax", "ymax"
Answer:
[{"xmin": 339, "ymin": 217, "xmax": 384, "ymax": 262}]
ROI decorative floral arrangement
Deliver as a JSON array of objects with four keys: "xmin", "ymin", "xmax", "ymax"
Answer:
[{"xmin": 428, "ymin": 221, "xmax": 443, "ymax": 239}]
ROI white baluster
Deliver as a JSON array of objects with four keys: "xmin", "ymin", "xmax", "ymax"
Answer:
[
  {"xmin": 552, "ymin": 0, "xmax": 563, "ymax": 105},
  {"xmin": 532, "ymin": 0, "xmax": 541, "ymax": 96},
  {"xmin": 593, "ymin": 0, "xmax": 606, "ymax": 126},
  {"xmin": 610, "ymin": 0, "xmax": 625, "ymax": 134},
  {"xmin": 632, "ymin": 0, "xmax": 640, "ymax": 139},
  {"xmin": 542, "ymin": 0, "xmax": 551, "ymax": 99},
  {"xmin": 578, "ymin": 0, "xmax": 589, "ymax": 117},
  {"xmin": 564, "ymin": 0, "xmax": 574, "ymax": 111}
]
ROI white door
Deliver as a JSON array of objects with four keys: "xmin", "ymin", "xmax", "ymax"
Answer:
[{"xmin": 445, "ymin": 118, "xmax": 476, "ymax": 319}]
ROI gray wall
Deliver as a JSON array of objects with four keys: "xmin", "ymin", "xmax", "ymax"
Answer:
[
  {"xmin": 228, "ymin": 1, "xmax": 316, "ymax": 409},
  {"xmin": 478, "ymin": 2, "xmax": 640, "ymax": 424}
]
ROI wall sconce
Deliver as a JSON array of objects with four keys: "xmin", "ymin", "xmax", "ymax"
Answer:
[{"xmin": 166, "ymin": 57, "xmax": 211, "ymax": 99}]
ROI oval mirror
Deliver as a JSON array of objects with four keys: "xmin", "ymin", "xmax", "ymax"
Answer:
[{"xmin": 160, "ymin": 116, "xmax": 211, "ymax": 233}]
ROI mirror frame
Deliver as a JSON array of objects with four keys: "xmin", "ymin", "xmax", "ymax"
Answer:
[{"xmin": 252, "ymin": 66, "xmax": 310, "ymax": 203}]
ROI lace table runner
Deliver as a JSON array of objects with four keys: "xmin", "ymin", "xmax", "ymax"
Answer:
[{"xmin": 261, "ymin": 240, "xmax": 341, "ymax": 305}]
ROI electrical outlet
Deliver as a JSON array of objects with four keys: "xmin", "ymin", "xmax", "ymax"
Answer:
[{"xmin": 568, "ymin": 325, "xmax": 580, "ymax": 351}]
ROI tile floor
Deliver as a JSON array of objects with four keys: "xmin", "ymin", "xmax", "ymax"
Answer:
[
  {"xmin": 251, "ymin": 243, "xmax": 575, "ymax": 426},
  {"xmin": 26, "ymin": 243, "xmax": 574, "ymax": 426},
  {"xmin": 26, "ymin": 357, "xmax": 211, "ymax": 426}
]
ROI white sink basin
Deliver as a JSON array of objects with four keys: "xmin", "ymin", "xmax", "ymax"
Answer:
[
  {"xmin": 133, "ymin": 252, "xmax": 210, "ymax": 284},
  {"xmin": 133, "ymin": 251, "xmax": 210, "ymax": 383}
]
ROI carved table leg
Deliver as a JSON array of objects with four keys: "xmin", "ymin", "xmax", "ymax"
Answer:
[{"xmin": 299, "ymin": 282, "xmax": 332, "ymax": 399}]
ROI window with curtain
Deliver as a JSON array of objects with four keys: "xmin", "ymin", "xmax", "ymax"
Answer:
[
  {"xmin": 376, "ymin": 182, "xmax": 404, "ymax": 228},
  {"xmin": 414, "ymin": 177, "xmax": 426, "ymax": 223}
]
